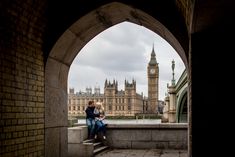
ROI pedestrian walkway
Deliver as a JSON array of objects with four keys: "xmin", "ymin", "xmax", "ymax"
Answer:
[{"xmin": 95, "ymin": 149, "xmax": 187, "ymax": 157}]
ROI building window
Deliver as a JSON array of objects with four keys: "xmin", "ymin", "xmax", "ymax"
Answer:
[
  {"xmin": 109, "ymin": 105, "xmax": 112, "ymax": 110},
  {"xmin": 73, "ymin": 99, "xmax": 76, "ymax": 104}
]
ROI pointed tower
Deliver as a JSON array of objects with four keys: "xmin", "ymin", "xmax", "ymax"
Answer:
[{"xmin": 147, "ymin": 44, "xmax": 159, "ymax": 113}]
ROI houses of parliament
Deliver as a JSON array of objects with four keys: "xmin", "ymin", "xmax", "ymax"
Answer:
[{"xmin": 68, "ymin": 46, "xmax": 161, "ymax": 117}]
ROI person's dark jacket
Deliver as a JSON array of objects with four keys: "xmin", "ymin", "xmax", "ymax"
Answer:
[{"xmin": 85, "ymin": 106, "xmax": 99, "ymax": 119}]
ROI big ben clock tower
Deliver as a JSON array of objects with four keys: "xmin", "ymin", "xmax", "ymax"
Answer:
[{"xmin": 147, "ymin": 45, "xmax": 159, "ymax": 113}]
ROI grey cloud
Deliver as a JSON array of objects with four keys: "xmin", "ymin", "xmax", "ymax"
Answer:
[{"xmin": 69, "ymin": 22, "xmax": 185, "ymax": 100}]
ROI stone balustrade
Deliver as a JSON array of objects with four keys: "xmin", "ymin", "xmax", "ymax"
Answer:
[
  {"xmin": 68, "ymin": 123, "xmax": 188, "ymax": 156},
  {"xmin": 106, "ymin": 123, "xmax": 187, "ymax": 149}
]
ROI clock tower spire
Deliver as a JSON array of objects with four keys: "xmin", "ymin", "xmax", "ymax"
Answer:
[{"xmin": 147, "ymin": 44, "xmax": 159, "ymax": 113}]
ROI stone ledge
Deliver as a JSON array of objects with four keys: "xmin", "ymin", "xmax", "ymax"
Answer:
[
  {"xmin": 68, "ymin": 126, "xmax": 88, "ymax": 143},
  {"xmin": 106, "ymin": 123, "xmax": 188, "ymax": 129}
]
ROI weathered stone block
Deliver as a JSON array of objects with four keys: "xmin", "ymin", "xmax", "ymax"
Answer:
[
  {"xmin": 132, "ymin": 130, "xmax": 152, "ymax": 141},
  {"xmin": 68, "ymin": 143, "xmax": 93, "ymax": 157},
  {"xmin": 45, "ymin": 128, "xmax": 59, "ymax": 157},
  {"xmin": 68, "ymin": 126, "xmax": 88, "ymax": 144},
  {"xmin": 109, "ymin": 140, "xmax": 132, "ymax": 148},
  {"xmin": 132, "ymin": 141, "xmax": 156, "ymax": 149},
  {"xmin": 45, "ymin": 86, "xmax": 67, "ymax": 128}
]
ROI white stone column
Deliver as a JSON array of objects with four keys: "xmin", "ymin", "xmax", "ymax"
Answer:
[
  {"xmin": 168, "ymin": 86, "xmax": 176, "ymax": 123},
  {"xmin": 162, "ymin": 96, "xmax": 169, "ymax": 122}
]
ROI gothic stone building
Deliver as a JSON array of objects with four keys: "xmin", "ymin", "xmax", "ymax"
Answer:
[
  {"xmin": 68, "ymin": 79, "xmax": 146, "ymax": 117},
  {"xmin": 68, "ymin": 46, "xmax": 160, "ymax": 118}
]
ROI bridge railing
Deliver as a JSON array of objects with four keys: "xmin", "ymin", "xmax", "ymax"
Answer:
[
  {"xmin": 106, "ymin": 123, "xmax": 187, "ymax": 149},
  {"xmin": 68, "ymin": 123, "xmax": 187, "ymax": 156}
]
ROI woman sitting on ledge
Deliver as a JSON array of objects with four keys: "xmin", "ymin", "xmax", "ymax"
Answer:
[{"xmin": 94, "ymin": 102, "xmax": 107, "ymax": 140}]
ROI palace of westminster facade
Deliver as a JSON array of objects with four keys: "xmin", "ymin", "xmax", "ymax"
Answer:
[{"xmin": 68, "ymin": 46, "xmax": 163, "ymax": 117}]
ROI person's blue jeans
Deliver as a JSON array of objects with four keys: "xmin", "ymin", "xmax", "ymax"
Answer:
[
  {"xmin": 86, "ymin": 118, "xmax": 95, "ymax": 138},
  {"xmin": 95, "ymin": 120, "xmax": 106, "ymax": 136}
]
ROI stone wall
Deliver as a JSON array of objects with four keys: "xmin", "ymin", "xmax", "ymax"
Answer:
[
  {"xmin": 106, "ymin": 124, "xmax": 187, "ymax": 149},
  {"xmin": 67, "ymin": 124, "xmax": 187, "ymax": 156},
  {"xmin": 0, "ymin": 0, "xmax": 47, "ymax": 156},
  {"xmin": 68, "ymin": 126, "xmax": 90, "ymax": 157}
]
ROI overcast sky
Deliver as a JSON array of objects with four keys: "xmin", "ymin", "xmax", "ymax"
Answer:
[{"xmin": 68, "ymin": 22, "xmax": 185, "ymax": 101}]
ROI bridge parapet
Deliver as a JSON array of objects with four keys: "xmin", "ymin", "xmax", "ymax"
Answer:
[
  {"xmin": 106, "ymin": 123, "xmax": 187, "ymax": 149},
  {"xmin": 68, "ymin": 123, "xmax": 187, "ymax": 157}
]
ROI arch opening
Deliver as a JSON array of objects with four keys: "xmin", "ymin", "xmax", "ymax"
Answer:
[
  {"xmin": 45, "ymin": 2, "xmax": 190, "ymax": 157},
  {"xmin": 68, "ymin": 21, "xmax": 186, "ymax": 120}
]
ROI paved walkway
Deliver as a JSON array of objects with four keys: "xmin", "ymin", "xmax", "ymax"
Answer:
[{"xmin": 95, "ymin": 149, "xmax": 187, "ymax": 157}]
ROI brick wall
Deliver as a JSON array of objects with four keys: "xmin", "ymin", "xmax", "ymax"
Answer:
[
  {"xmin": 0, "ymin": 0, "xmax": 194, "ymax": 156},
  {"xmin": 0, "ymin": 0, "xmax": 47, "ymax": 156}
]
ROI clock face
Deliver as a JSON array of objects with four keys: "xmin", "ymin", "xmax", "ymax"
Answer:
[{"xmin": 150, "ymin": 68, "xmax": 155, "ymax": 74}]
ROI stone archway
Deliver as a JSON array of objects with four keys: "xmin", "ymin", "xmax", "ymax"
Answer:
[
  {"xmin": 176, "ymin": 88, "xmax": 188, "ymax": 123},
  {"xmin": 45, "ymin": 2, "xmax": 190, "ymax": 157}
]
